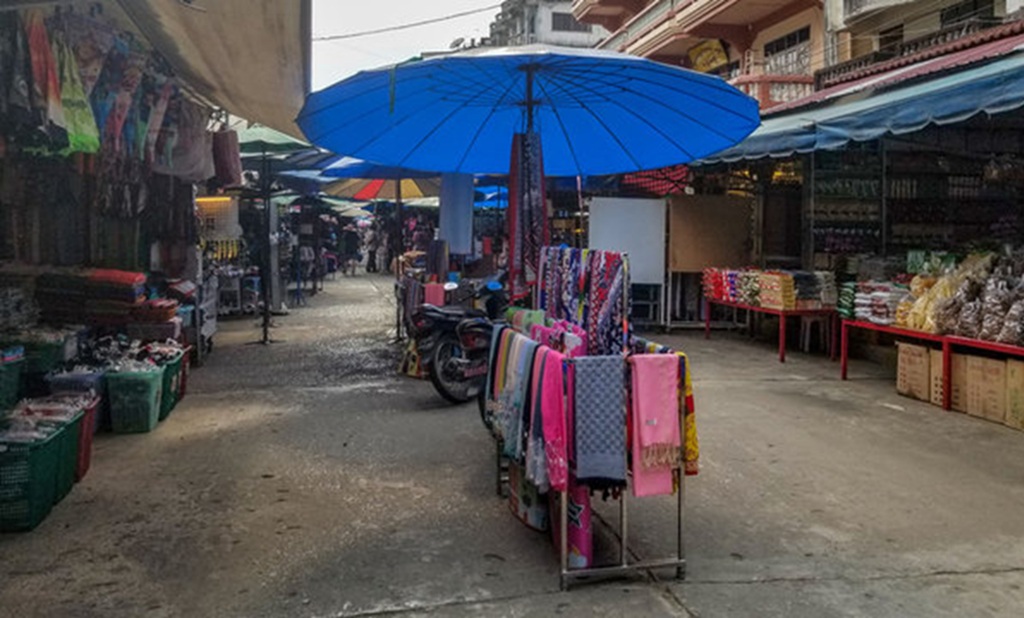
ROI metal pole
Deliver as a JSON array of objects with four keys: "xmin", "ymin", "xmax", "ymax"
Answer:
[
  {"xmin": 395, "ymin": 179, "xmax": 404, "ymax": 340},
  {"xmin": 261, "ymin": 147, "xmax": 272, "ymax": 344}
]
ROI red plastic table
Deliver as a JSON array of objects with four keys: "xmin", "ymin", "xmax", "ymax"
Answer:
[
  {"xmin": 840, "ymin": 321, "xmax": 1024, "ymax": 410},
  {"xmin": 704, "ymin": 298, "xmax": 838, "ymax": 363}
]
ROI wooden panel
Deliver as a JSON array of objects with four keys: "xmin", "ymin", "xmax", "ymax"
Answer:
[{"xmin": 669, "ymin": 195, "xmax": 752, "ymax": 272}]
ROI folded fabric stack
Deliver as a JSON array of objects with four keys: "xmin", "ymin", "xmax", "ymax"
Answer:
[
  {"xmin": 130, "ymin": 299, "xmax": 180, "ymax": 323},
  {"xmin": 737, "ymin": 271, "xmax": 761, "ymax": 306},
  {"xmin": 792, "ymin": 271, "xmax": 822, "ymax": 310},
  {"xmin": 816, "ymin": 272, "xmax": 838, "ymax": 307},
  {"xmin": 759, "ymin": 272, "xmax": 796, "ymax": 310},
  {"xmin": 87, "ymin": 270, "xmax": 147, "ymax": 304}
]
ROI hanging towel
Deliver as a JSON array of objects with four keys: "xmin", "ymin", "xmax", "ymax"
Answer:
[
  {"xmin": 630, "ymin": 354, "xmax": 682, "ymax": 497},
  {"xmin": 573, "ymin": 355, "xmax": 626, "ymax": 484},
  {"xmin": 537, "ymin": 348, "xmax": 567, "ymax": 492},
  {"xmin": 424, "ymin": 282, "xmax": 445, "ymax": 306}
]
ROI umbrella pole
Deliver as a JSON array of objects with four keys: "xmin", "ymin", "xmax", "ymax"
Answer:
[{"xmin": 394, "ymin": 179, "xmax": 404, "ymax": 342}]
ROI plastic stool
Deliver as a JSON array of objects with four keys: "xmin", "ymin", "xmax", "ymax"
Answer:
[{"xmin": 800, "ymin": 316, "xmax": 830, "ymax": 354}]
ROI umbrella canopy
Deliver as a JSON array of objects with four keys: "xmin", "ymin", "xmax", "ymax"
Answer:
[
  {"xmin": 322, "ymin": 156, "xmax": 437, "ymax": 180},
  {"xmin": 326, "ymin": 177, "xmax": 441, "ymax": 200},
  {"xmin": 297, "ymin": 45, "xmax": 760, "ymax": 177},
  {"xmin": 238, "ymin": 124, "xmax": 309, "ymax": 154}
]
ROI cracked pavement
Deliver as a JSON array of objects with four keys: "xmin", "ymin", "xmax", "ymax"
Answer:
[{"xmin": 3, "ymin": 274, "xmax": 1024, "ymax": 617}]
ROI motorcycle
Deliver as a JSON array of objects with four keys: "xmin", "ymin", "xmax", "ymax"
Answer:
[{"xmin": 407, "ymin": 276, "xmax": 507, "ymax": 407}]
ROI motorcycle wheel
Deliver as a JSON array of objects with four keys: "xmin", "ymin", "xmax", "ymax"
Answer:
[{"xmin": 429, "ymin": 335, "xmax": 475, "ymax": 404}]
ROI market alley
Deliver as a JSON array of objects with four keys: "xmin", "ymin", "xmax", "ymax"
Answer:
[{"xmin": 4, "ymin": 275, "xmax": 1024, "ymax": 618}]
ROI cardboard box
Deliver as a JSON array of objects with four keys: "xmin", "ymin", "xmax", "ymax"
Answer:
[
  {"xmin": 897, "ymin": 343, "xmax": 931, "ymax": 402},
  {"xmin": 929, "ymin": 350, "xmax": 968, "ymax": 411},
  {"xmin": 966, "ymin": 356, "xmax": 1007, "ymax": 423},
  {"xmin": 1005, "ymin": 359, "xmax": 1024, "ymax": 431}
]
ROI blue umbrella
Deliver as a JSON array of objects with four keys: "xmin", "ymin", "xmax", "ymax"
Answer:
[
  {"xmin": 322, "ymin": 156, "xmax": 437, "ymax": 180},
  {"xmin": 297, "ymin": 45, "xmax": 760, "ymax": 177}
]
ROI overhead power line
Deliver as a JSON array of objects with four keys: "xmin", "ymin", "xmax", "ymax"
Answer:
[{"xmin": 313, "ymin": 3, "xmax": 502, "ymax": 42}]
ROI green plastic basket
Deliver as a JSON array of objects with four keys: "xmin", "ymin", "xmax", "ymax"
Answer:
[
  {"xmin": 0, "ymin": 359, "xmax": 24, "ymax": 411},
  {"xmin": 107, "ymin": 370, "xmax": 164, "ymax": 434},
  {"xmin": 22, "ymin": 341, "xmax": 66, "ymax": 374},
  {"xmin": 37, "ymin": 413, "xmax": 82, "ymax": 504},
  {"xmin": 0, "ymin": 432, "xmax": 60, "ymax": 532},
  {"xmin": 158, "ymin": 352, "xmax": 184, "ymax": 422}
]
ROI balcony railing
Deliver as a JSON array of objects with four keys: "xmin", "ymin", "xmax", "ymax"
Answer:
[
  {"xmin": 599, "ymin": 0, "xmax": 675, "ymax": 49},
  {"xmin": 816, "ymin": 18, "xmax": 1000, "ymax": 89},
  {"xmin": 730, "ymin": 74, "xmax": 815, "ymax": 109}
]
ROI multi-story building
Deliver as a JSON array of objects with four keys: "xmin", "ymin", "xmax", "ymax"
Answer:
[
  {"xmin": 572, "ymin": 0, "xmax": 827, "ymax": 108},
  {"xmin": 491, "ymin": 0, "xmax": 609, "ymax": 48}
]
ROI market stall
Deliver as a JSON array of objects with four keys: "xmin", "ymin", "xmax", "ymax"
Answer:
[{"xmin": 484, "ymin": 247, "xmax": 699, "ymax": 588}]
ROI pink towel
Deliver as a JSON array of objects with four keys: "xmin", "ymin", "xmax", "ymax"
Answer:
[
  {"xmin": 539, "ymin": 348, "xmax": 567, "ymax": 492},
  {"xmin": 424, "ymin": 283, "xmax": 445, "ymax": 306},
  {"xmin": 630, "ymin": 354, "xmax": 681, "ymax": 497}
]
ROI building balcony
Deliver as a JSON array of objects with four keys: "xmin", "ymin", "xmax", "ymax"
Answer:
[
  {"xmin": 816, "ymin": 17, "xmax": 1004, "ymax": 89},
  {"xmin": 730, "ymin": 73, "xmax": 815, "ymax": 109},
  {"xmin": 573, "ymin": 0, "xmax": 647, "ymax": 33}
]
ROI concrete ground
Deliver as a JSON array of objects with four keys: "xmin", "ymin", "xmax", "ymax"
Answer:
[{"xmin": 3, "ymin": 275, "xmax": 1024, "ymax": 617}]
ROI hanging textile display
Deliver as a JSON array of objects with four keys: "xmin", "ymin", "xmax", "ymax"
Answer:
[
  {"xmin": 50, "ymin": 28, "xmax": 99, "ymax": 154},
  {"xmin": 439, "ymin": 173, "xmax": 474, "ymax": 255},
  {"xmin": 64, "ymin": 11, "xmax": 115, "ymax": 99},
  {"xmin": 632, "ymin": 336, "xmax": 700, "ymax": 476},
  {"xmin": 508, "ymin": 133, "xmax": 548, "ymax": 301},
  {"xmin": 629, "ymin": 354, "xmax": 682, "ymax": 497},
  {"xmin": 0, "ymin": 12, "xmax": 35, "ymax": 137},
  {"xmin": 24, "ymin": 9, "xmax": 67, "ymax": 150},
  {"xmin": 573, "ymin": 355, "xmax": 627, "ymax": 485}
]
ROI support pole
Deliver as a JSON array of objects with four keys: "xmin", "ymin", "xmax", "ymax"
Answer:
[{"xmin": 261, "ymin": 147, "xmax": 272, "ymax": 344}]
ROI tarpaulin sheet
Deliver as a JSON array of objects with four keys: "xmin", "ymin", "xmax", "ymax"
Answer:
[{"xmin": 116, "ymin": 0, "xmax": 307, "ymax": 138}]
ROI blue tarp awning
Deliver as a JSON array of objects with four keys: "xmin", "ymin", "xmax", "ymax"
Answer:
[{"xmin": 700, "ymin": 51, "xmax": 1024, "ymax": 163}]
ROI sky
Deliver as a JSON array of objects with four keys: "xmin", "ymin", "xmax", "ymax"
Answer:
[{"xmin": 312, "ymin": 1, "xmax": 502, "ymax": 90}]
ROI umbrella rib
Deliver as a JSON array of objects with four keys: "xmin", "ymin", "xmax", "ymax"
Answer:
[
  {"xmin": 454, "ymin": 75, "xmax": 525, "ymax": 173},
  {"xmin": 547, "ymin": 70, "xmax": 748, "ymax": 154},
  {"xmin": 552, "ymin": 64, "xmax": 757, "ymax": 127},
  {"xmin": 532, "ymin": 77, "xmax": 588, "ymax": 174},
  {"xmin": 543, "ymin": 76, "xmax": 696, "ymax": 165}
]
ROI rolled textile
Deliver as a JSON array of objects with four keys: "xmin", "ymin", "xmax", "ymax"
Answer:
[
  {"xmin": 630, "ymin": 354, "xmax": 681, "ymax": 497},
  {"xmin": 573, "ymin": 355, "xmax": 626, "ymax": 485}
]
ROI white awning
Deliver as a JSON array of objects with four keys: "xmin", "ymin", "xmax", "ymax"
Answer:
[{"xmin": 116, "ymin": 0, "xmax": 309, "ymax": 138}]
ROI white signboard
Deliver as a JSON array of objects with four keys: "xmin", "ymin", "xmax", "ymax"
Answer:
[{"xmin": 588, "ymin": 197, "xmax": 666, "ymax": 285}]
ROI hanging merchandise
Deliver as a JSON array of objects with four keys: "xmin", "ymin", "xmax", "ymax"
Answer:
[
  {"xmin": 212, "ymin": 130, "xmax": 243, "ymax": 187},
  {"xmin": 508, "ymin": 133, "xmax": 548, "ymax": 300},
  {"xmin": 629, "ymin": 354, "xmax": 682, "ymax": 497},
  {"xmin": 152, "ymin": 97, "xmax": 214, "ymax": 182},
  {"xmin": 50, "ymin": 27, "xmax": 99, "ymax": 154},
  {"xmin": 24, "ymin": 9, "xmax": 67, "ymax": 150},
  {"xmin": 0, "ymin": 12, "xmax": 35, "ymax": 139},
  {"xmin": 64, "ymin": 11, "xmax": 116, "ymax": 99},
  {"xmin": 572, "ymin": 355, "xmax": 627, "ymax": 486}
]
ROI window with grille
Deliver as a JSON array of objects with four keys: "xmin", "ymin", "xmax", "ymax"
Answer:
[
  {"xmin": 764, "ymin": 26, "xmax": 811, "ymax": 75},
  {"xmin": 940, "ymin": 0, "xmax": 995, "ymax": 27},
  {"xmin": 551, "ymin": 11, "xmax": 592, "ymax": 33}
]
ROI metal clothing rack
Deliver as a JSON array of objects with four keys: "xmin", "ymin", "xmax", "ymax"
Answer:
[
  {"xmin": 556, "ymin": 357, "xmax": 686, "ymax": 590},
  {"xmin": 517, "ymin": 247, "xmax": 688, "ymax": 589}
]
